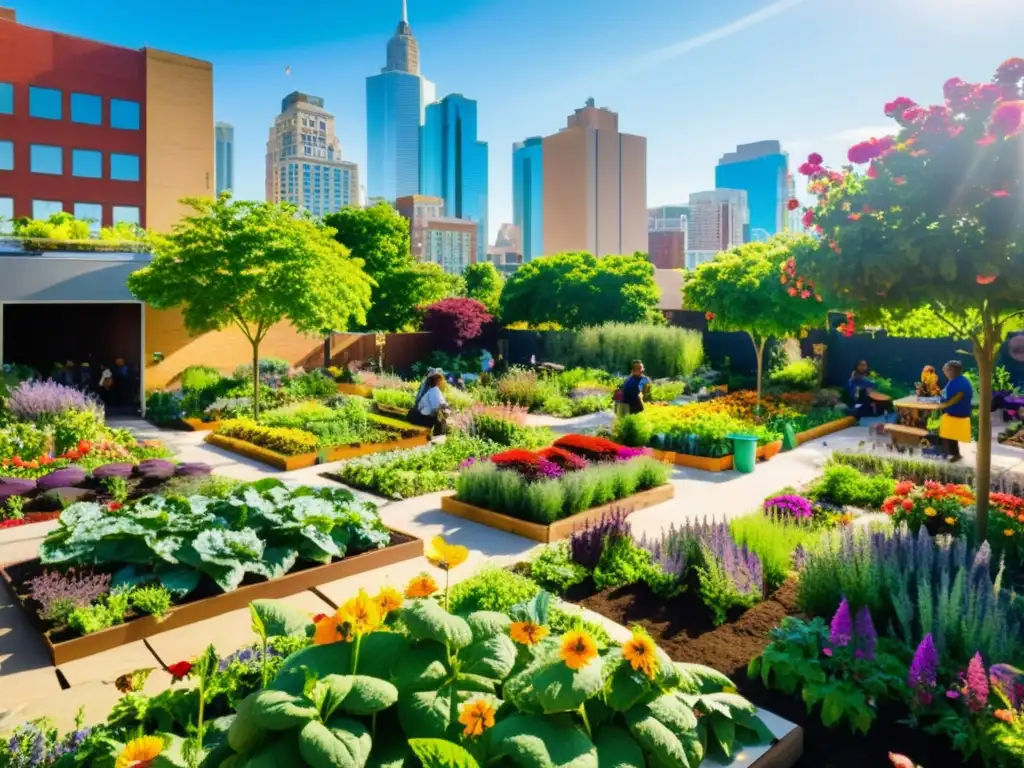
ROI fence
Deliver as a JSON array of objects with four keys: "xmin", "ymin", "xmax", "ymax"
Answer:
[{"xmin": 318, "ymin": 332, "xmax": 436, "ymax": 374}]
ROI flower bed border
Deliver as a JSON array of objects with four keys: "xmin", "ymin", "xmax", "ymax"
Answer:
[
  {"xmin": 205, "ymin": 430, "xmax": 430, "ymax": 471},
  {"xmin": 337, "ymin": 383, "xmax": 373, "ymax": 397},
  {"xmin": 650, "ymin": 440, "xmax": 783, "ymax": 473},
  {"xmin": 182, "ymin": 418, "xmax": 223, "ymax": 432},
  {"xmin": 0, "ymin": 529, "xmax": 423, "ymax": 666},
  {"xmin": 794, "ymin": 416, "xmax": 856, "ymax": 445},
  {"xmin": 439, "ymin": 483, "xmax": 674, "ymax": 543}
]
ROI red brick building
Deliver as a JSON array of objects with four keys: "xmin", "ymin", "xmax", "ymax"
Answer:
[{"xmin": 648, "ymin": 229, "xmax": 686, "ymax": 269}]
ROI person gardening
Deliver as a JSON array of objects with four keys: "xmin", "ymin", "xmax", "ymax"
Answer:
[
  {"xmin": 937, "ymin": 360, "xmax": 973, "ymax": 462},
  {"xmin": 616, "ymin": 360, "xmax": 651, "ymax": 417},
  {"xmin": 408, "ymin": 371, "xmax": 449, "ymax": 435},
  {"xmin": 848, "ymin": 360, "xmax": 890, "ymax": 419}
]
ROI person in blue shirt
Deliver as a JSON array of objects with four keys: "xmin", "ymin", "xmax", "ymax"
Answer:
[
  {"xmin": 938, "ymin": 360, "xmax": 973, "ymax": 462},
  {"xmin": 617, "ymin": 360, "xmax": 652, "ymax": 417}
]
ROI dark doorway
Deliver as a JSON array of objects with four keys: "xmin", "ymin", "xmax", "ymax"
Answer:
[{"xmin": 3, "ymin": 302, "xmax": 142, "ymax": 414}]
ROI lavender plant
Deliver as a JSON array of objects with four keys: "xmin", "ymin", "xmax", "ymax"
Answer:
[
  {"xmin": 570, "ymin": 508, "xmax": 631, "ymax": 568},
  {"xmin": 7, "ymin": 380, "xmax": 102, "ymax": 424},
  {"xmin": 26, "ymin": 567, "xmax": 111, "ymax": 625}
]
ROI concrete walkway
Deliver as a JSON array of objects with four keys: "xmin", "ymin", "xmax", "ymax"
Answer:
[{"xmin": 2, "ymin": 416, "xmax": 1023, "ymax": 733}]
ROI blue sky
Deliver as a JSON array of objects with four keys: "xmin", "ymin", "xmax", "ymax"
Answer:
[{"xmin": 19, "ymin": 0, "xmax": 1024, "ymax": 241}]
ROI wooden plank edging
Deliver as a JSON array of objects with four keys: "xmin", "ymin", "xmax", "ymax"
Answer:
[
  {"xmin": 795, "ymin": 416, "xmax": 857, "ymax": 445},
  {"xmin": 205, "ymin": 431, "xmax": 430, "ymax": 471}
]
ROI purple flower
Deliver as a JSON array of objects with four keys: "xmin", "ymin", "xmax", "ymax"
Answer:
[
  {"xmin": 536, "ymin": 459, "xmax": 563, "ymax": 479},
  {"xmin": 964, "ymin": 653, "xmax": 989, "ymax": 713},
  {"xmin": 764, "ymin": 494, "xmax": 814, "ymax": 520},
  {"xmin": 990, "ymin": 664, "xmax": 1024, "ymax": 708},
  {"xmin": 8, "ymin": 379, "xmax": 101, "ymax": 422},
  {"xmin": 459, "ymin": 457, "xmax": 476, "ymax": 470},
  {"xmin": 830, "ymin": 598, "xmax": 853, "ymax": 648},
  {"xmin": 571, "ymin": 508, "xmax": 631, "ymax": 568},
  {"xmin": 909, "ymin": 634, "xmax": 939, "ymax": 705},
  {"xmin": 854, "ymin": 606, "xmax": 877, "ymax": 660},
  {"xmin": 615, "ymin": 446, "xmax": 648, "ymax": 461},
  {"xmin": 26, "ymin": 568, "xmax": 111, "ymax": 623}
]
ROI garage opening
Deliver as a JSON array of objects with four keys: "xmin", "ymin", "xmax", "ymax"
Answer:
[{"xmin": 2, "ymin": 302, "xmax": 143, "ymax": 415}]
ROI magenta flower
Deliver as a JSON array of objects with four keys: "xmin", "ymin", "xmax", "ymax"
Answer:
[
  {"xmin": 943, "ymin": 77, "xmax": 973, "ymax": 108},
  {"xmin": 902, "ymin": 106, "xmax": 925, "ymax": 123},
  {"xmin": 829, "ymin": 598, "xmax": 853, "ymax": 648},
  {"xmin": 884, "ymin": 96, "xmax": 916, "ymax": 117},
  {"xmin": 801, "ymin": 209, "xmax": 814, "ymax": 228},
  {"xmin": 990, "ymin": 101, "xmax": 1024, "ymax": 138},
  {"xmin": 909, "ymin": 634, "xmax": 939, "ymax": 706},
  {"xmin": 798, "ymin": 161, "xmax": 821, "ymax": 177},
  {"xmin": 807, "ymin": 152, "xmax": 823, "ymax": 165},
  {"xmin": 994, "ymin": 57, "xmax": 1024, "ymax": 84},
  {"xmin": 971, "ymin": 83, "xmax": 1003, "ymax": 107},
  {"xmin": 854, "ymin": 606, "xmax": 877, "ymax": 661},
  {"xmin": 964, "ymin": 653, "xmax": 989, "ymax": 713}
]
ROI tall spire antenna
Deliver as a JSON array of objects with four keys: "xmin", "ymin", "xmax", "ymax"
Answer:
[{"xmin": 402, "ymin": 0, "xmax": 408, "ymax": 23}]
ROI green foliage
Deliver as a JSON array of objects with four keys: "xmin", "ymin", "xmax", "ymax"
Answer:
[
  {"xmin": 181, "ymin": 365, "xmax": 223, "ymax": 392},
  {"xmin": 144, "ymin": 390, "xmax": 183, "ymax": 424},
  {"xmin": 547, "ymin": 324, "xmax": 703, "ymax": 379},
  {"xmin": 500, "ymin": 252, "xmax": 662, "ymax": 330},
  {"xmin": 128, "ymin": 196, "xmax": 373, "ymax": 418},
  {"xmin": 372, "ymin": 387, "xmax": 415, "ymax": 410},
  {"xmin": 808, "ymin": 463, "xmax": 895, "ymax": 508},
  {"xmin": 216, "ymin": 418, "xmax": 320, "ymax": 456},
  {"xmin": 130, "ymin": 584, "xmax": 173, "ymax": 620},
  {"xmin": 768, "ymin": 358, "xmax": 820, "ymax": 391},
  {"xmin": 67, "ymin": 590, "xmax": 131, "ymax": 635},
  {"xmin": 647, "ymin": 381, "xmax": 687, "ymax": 403},
  {"xmin": 830, "ymin": 450, "xmax": 980, "ymax": 488},
  {"xmin": 728, "ymin": 514, "xmax": 826, "ymax": 592},
  {"xmin": 527, "ymin": 542, "xmax": 589, "ymax": 592},
  {"xmin": 462, "ymin": 261, "xmax": 505, "ymax": 316},
  {"xmin": 448, "ymin": 565, "xmax": 541, "ymax": 614},
  {"xmin": 101, "ymin": 476, "xmax": 129, "ymax": 503},
  {"xmin": 696, "ymin": 556, "xmax": 759, "ymax": 627},
  {"xmin": 593, "ymin": 535, "xmax": 655, "ymax": 591},
  {"xmin": 613, "ymin": 408, "xmax": 779, "ymax": 457},
  {"xmin": 0, "ymin": 421, "xmax": 51, "ymax": 461},
  {"xmin": 285, "ymin": 370, "xmax": 339, "ymax": 400}
]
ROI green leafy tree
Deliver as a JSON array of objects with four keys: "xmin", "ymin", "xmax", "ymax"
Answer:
[
  {"xmin": 791, "ymin": 58, "xmax": 1024, "ymax": 538},
  {"xmin": 9, "ymin": 211, "xmax": 149, "ymax": 251},
  {"xmin": 462, "ymin": 261, "xmax": 504, "ymax": 315},
  {"xmin": 683, "ymin": 235, "xmax": 827, "ymax": 405},
  {"xmin": 128, "ymin": 196, "xmax": 373, "ymax": 419},
  {"xmin": 500, "ymin": 252, "xmax": 660, "ymax": 329},
  {"xmin": 325, "ymin": 203, "xmax": 458, "ymax": 331}
]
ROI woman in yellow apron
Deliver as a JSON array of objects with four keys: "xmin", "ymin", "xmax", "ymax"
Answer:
[{"xmin": 938, "ymin": 360, "xmax": 973, "ymax": 462}]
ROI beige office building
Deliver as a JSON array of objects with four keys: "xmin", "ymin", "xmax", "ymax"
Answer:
[
  {"xmin": 687, "ymin": 189, "xmax": 748, "ymax": 252},
  {"xmin": 395, "ymin": 194, "xmax": 477, "ymax": 275},
  {"xmin": 540, "ymin": 100, "xmax": 647, "ymax": 257},
  {"xmin": 265, "ymin": 91, "xmax": 359, "ymax": 216}
]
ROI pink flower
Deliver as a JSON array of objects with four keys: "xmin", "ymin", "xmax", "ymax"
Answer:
[
  {"xmin": 902, "ymin": 106, "xmax": 924, "ymax": 122},
  {"xmin": 800, "ymin": 290, "xmax": 810, "ymax": 299},
  {"xmin": 867, "ymin": 162, "xmax": 878, "ymax": 179},
  {"xmin": 976, "ymin": 134, "xmax": 997, "ymax": 147},
  {"xmin": 787, "ymin": 287, "xmax": 798, "ymax": 297},
  {"xmin": 893, "ymin": 177, "xmax": 907, "ymax": 186},
  {"xmin": 798, "ymin": 162, "xmax": 821, "ymax": 176},
  {"xmin": 889, "ymin": 754, "xmax": 916, "ymax": 768},
  {"xmin": 807, "ymin": 152, "xmax": 823, "ymax": 165},
  {"xmin": 995, "ymin": 57, "xmax": 1024, "ymax": 84},
  {"xmin": 943, "ymin": 77, "xmax": 973, "ymax": 107},
  {"xmin": 822, "ymin": 647, "xmax": 833, "ymax": 657},
  {"xmin": 971, "ymin": 84, "xmax": 1004, "ymax": 107},
  {"xmin": 947, "ymin": 125, "xmax": 964, "ymax": 138},
  {"xmin": 801, "ymin": 209, "xmax": 814, "ymax": 227},
  {"xmin": 977, "ymin": 274, "xmax": 997, "ymax": 285},
  {"xmin": 884, "ymin": 97, "xmax": 916, "ymax": 117},
  {"xmin": 946, "ymin": 690, "xmax": 961, "ymax": 699},
  {"xmin": 991, "ymin": 190, "xmax": 1010, "ymax": 198},
  {"xmin": 990, "ymin": 101, "xmax": 1024, "ymax": 138},
  {"xmin": 964, "ymin": 653, "xmax": 989, "ymax": 713}
]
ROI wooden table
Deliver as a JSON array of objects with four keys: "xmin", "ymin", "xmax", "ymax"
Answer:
[{"xmin": 887, "ymin": 397, "xmax": 944, "ymax": 449}]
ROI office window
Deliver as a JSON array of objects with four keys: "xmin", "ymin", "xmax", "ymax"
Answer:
[
  {"xmin": 0, "ymin": 197, "xmax": 12, "ymax": 233},
  {"xmin": 33, "ymin": 200, "xmax": 64, "ymax": 219},
  {"xmin": 71, "ymin": 93, "xmax": 102, "ymax": 125},
  {"xmin": 0, "ymin": 140, "xmax": 11, "ymax": 171},
  {"xmin": 110, "ymin": 99, "xmax": 140, "ymax": 130},
  {"xmin": 72, "ymin": 149, "xmax": 103, "ymax": 178},
  {"xmin": 0, "ymin": 83, "xmax": 12, "ymax": 115},
  {"xmin": 29, "ymin": 86, "xmax": 62, "ymax": 120},
  {"xmin": 112, "ymin": 205, "xmax": 140, "ymax": 226},
  {"xmin": 74, "ymin": 203, "xmax": 103, "ymax": 234},
  {"xmin": 30, "ymin": 145, "xmax": 63, "ymax": 175},
  {"xmin": 110, "ymin": 153, "xmax": 140, "ymax": 181}
]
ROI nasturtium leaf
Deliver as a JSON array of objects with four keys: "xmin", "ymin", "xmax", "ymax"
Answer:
[
  {"xmin": 707, "ymin": 714, "xmax": 737, "ymax": 759},
  {"xmin": 314, "ymin": 675, "xmax": 355, "ymax": 721},
  {"xmin": 455, "ymin": 673, "xmax": 498, "ymax": 694},
  {"xmin": 298, "ymin": 717, "xmax": 373, "ymax": 768},
  {"xmin": 733, "ymin": 710, "xmax": 775, "ymax": 747},
  {"xmin": 394, "ymin": 644, "xmax": 451, "ymax": 693},
  {"xmin": 154, "ymin": 564, "xmax": 201, "ymax": 598},
  {"xmin": 465, "ymin": 611, "xmax": 510, "ymax": 640},
  {"xmin": 459, "ymin": 633, "xmax": 517, "ymax": 682},
  {"xmin": 367, "ymin": 739, "xmax": 413, "ymax": 768},
  {"xmin": 402, "ymin": 598, "xmax": 473, "ymax": 649},
  {"xmin": 243, "ymin": 738, "xmax": 303, "ymax": 767},
  {"xmin": 624, "ymin": 693, "xmax": 703, "ymax": 768},
  {"xmin": 249, "ymin": 689, "xmax": 319, "ymax": 730},
  {"xmin": 488, "ymin": 713, "xmax": 598, "ymax": 768},
  {"xmin": 228, "ymin": 693, "xmax": 266, "ymax": 754},
  {"xmin": 680, "ymin": 691, "xmax": 756, "ymax": 720},
  {"xmin": 593, "ymin": 725, "xmax": 645, "ymax": 768},
  {"xmin": 149, "ymin": 734, "xmax": 190, "ymax": 767},
  {"xmin": 674, "ymin": 663, "xmax": 735, "ymax": 695},
  {"xmin": 531, "ymin": 656, "xmax": 604, "ymax": 714},
  {"xmin": 340, "ymin": 675, "xmax": 399, "ymax": 716},
  {"xmin": 604, "ymin": 655, "xmax": 654, "ymax": 714},
  {"xmin": 408, "ymin": 738, "xmax": 481, "ymax": 768},
  {"xmin": 250, "ymin": 599, "xmax": 312, "ymax": 638},
  {"xmin": 398, "ymin": 688, "xmax": 501, "ymax": 741},
  {"xmin": 273, "ymin": 633, "xmax": 408, "ymax": 693}
]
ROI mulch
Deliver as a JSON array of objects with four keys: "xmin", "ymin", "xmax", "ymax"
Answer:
[{"xmin": 569, "ymin": 578, "xmax": 984, "ymax": 768}]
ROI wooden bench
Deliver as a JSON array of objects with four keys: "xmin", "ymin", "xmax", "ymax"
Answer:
[{"xmin": 884, "ymin": 423, "xmax": 930, "ymax": 449}]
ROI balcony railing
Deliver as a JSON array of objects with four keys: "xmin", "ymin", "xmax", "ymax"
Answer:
[{"xmin": 0, "ymin": 235, "xmax": 153, "ymax": 255}]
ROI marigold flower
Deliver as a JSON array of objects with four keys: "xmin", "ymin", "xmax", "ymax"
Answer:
[
  {"xmin": 426, "ymin": 536, "xmax": 470, "ymax": 571},
  {"xmin": 312, "ymin": 614, "xmax": 343, "ymax": 645},
  {"xmin": 458, "ymin": 698, "xmax": 496, "ymax": 738},
  {"xmin": 994, "ymin": 708, "xmax": 1015, "ymax": 723},
  {"xmin": 1004, "ymin": 529, "xmax": 1015, "ymax": 537},
  {"xmin": 705, "ymin": 311, "xmax": 715, "ymax": 321},
  {"xmin": 375, "ymin": 586, "xmax": 403, "ymax": 615},
  {"xmin": 116, "ymin": 736, "xmax": 164, "ymax": 768},
  {"xmin": 405, "ymin": 573, "xmax": 439, "ymax": 599},
  {"xmin": 338, "ymin": 589, "xmax": 382, "ymax": 636},
  {"xmin": 510, "ymin": 621, "xmax": 549, "ymax": 646},
  {"xmin": 622, "ymin": 631, "xmax": 659, "ymax": 680},
  {"xmin": 560, "ymin": 630, "xmax": 599, "ymax": 670},
  {"xmin": 924, "ymin": 507, "xmax": 937, "ymax": 517},
  {"xmin": 166, "ymin": 661, "xmax": 192, "ymax": 681},
  {"xmin": 945, "ymin": 517, "xmax": 956, "ymax": 526}
]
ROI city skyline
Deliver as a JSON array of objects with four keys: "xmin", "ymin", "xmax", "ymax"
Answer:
[{"xmin": 13, "ymin": 0, "xmax": 1024, "ymax": 241}]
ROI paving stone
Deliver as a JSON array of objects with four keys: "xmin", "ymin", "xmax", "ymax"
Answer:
[
  {"xmin": 0, "ymin": 521, "xmax": 57, "ymax": 567},
  {"xmin": 57, "ymin": 641, "xmax": 163, "ymax": 688}
]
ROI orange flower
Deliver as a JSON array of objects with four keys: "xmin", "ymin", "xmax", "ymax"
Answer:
[
  {"xmin": 622, "ymin": 631, "xmax": 659, "ymax": 680},
  {"xmin": 560, "ymin": 630, "xmax": 598, "ymax": 670},
  {"xmin": 458, "ymin": 699, "xmax": 496, "ymax": 738},
  {"xmin": 312, "ymin": 614, "xmax": 343, "ymax": 646},
  {"xmin": 405, "ymin": 573, "xmax": 439, "ymax": 599},
  {"xmin": 375, "ymin": 586, "xmax": 403, "ymax": 615},
  {"xmin": 1004, "ymin": 529, "xmax": 1015, "ymax": 537},
  {"xmin": 338, "ymin": 589, "xmax": 382, "ymax": 637},
  {"xmin": 945, "ymin": 517, "xmax": 956, "ymax": 526},
  {"xmin": 116, "ymin": 736, "xmax": 164, "ymax": 768},
  {"xmin": 509, "ymin": 621, "xmax": 549, "ymax": 646},
  {"xmin": 994, "ymin": 709, "xmax": 1014, "ymax": 723},
  {"xmin": 426, "ymin": 536, "xmax": 469, "ymax": 571}
]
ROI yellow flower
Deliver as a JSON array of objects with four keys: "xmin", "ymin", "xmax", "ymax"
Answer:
[
  {"xmin": 924, "ymin": 507, "xmax": 937, "ymax": 517},
  {"xmin": 338, "ymin": 589, "xmax": 382, "ymax": 637},
  {"xmin": 799, "ymin": 329, "xmax": 809, "ymax": 339},
  {"xmin": 312, "ymin": 614, "xmax": 343, "ymax": 646},
  {"xmin": 405, "ymin": 573, "xmax": 439, "ymax": 599},
  {"xmin": 1005, "ymin": 529, "xmax": 1015, "ymax": 537},
  {"xmin": 945, "ymin": 517, "xmax": 956, "ymax": 526},
  {"xmin": 115, "ymin": 736, "xmax": 164, "ymax": 768},
  {"xmin": 458, "ymin": 698, "xmax": 496, "ymax": 737},
  {"xmin": 426, "ymin": 535, "xmax": 469, "ymax": 571},
  {"xmin": 375, "ymin": 586, "xmax": 403, "ymax": 615},
  {"xmin": 509, "ymin": 621, "xmax": 549, "ymax": 646},
  {"xmin": 622, "ymin": 631, "xmax": 659, "ymax": 680},
  {"xmin": 560, "ymin": 630, "xmax": 598, "ymax": 670}
]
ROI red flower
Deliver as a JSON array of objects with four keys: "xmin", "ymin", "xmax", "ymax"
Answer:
[
  {"xmin": 801, "ymin": 209, "xmax": 814, "ymax": 228},
  {"xmin": 705, "ymin": 311, "xmax": 715, "ymax": 321},
  {"xmin": 107, "ymin": 502, "xmax": 123, "ymax": 512},
  {"xmin": 976, "ymin": 274, "xmax": 998, "ymax": 285},
  {"xmin": 167, "ymin": 661, "xmax": 192, "ymax": 681},
  {"xmin": 77, "ymin": 440, "xmax": 93, "ymax": 455},
  {"xmin": 800, "ymin": 290, "xmax": 811, "ymax": 299},
  {"xmin": 312, "ymin": 613, "xmax": 327, "ymax": 623},
  {"xmin": 867, "ymin": 162, "xmax": 878, "ymax": 179},
  {"xmin": 798, "ymin": 162, "xmax": 821, "ymax": 176},
  {"xmin": 902, "ymin": 499, "xmax": 914, "ymax": 511},
  {"xmin": 787, "ymin": 198, "xmax": 800, "ymax": 211},
  {"xmin": 848, "ymin": 212, "xmax": 862, "ymax": 221},
  {"xmin": 807, "ymin": 152, "xmax": 823, "ymax": 165},
  {"xmin": 895, "ymin": 481, "xmax": 914, "ymax": 496},
  {"xmin": 553, "ymin": 434, "xmax": 624, "ymax": 462},
  {"xmin": 63, "ymin": 450, "xmax": 81, "ymax": 461},
  {"xmin": 902, "ymin": 106, "xmax": 924, "ymax": 123},
  {"xmin": 787, "ymin": 287, "xmax": 798, "ymax": 297},
  {"xmin": 990, "ymin": 101, "xmax": 1024, "ymax": 138},
  {"xmin": 884, "ymin": 97, "xmax": 916, "ymax": 117}
]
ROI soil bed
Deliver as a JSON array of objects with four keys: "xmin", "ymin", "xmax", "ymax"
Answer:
[{"xmin": 569, "ymin": 578, "xmax": 984, "ymax": 768}]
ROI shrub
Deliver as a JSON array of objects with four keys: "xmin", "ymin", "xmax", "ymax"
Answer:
[
  {"xmin": 420, "ymin": 297, "xmax": 493, "ymax": 352},
  {"xmin": 809, "ymin": 463, "xmax": 896, "ymax": 508},
  {"xmin": 768, "ymin": 358, "xmax": 820, "ymax": 391},
  {"xmin": 261, "ymin": 400, "xmax": 338, "ymax": 428},
  {"xmin": 547, "ymin": 324, "xmax": 703, "ymax": 379},
  {"xmin": 284, "ymin": 370, "xmax": 337, "ymax": 400},
  {"xmin": 232, "ymin": 357, "xmax": 291, "ymax": 380},
  {"xmin": 647, "ymin": 381, "xmax": 686, "ymax": 403},
  {"xmin": 8, "ymin": 380, "xmax": 101, "ymax": 423},
  {"xmin": 570, "ymin": 508, "xmax": 632, "ymax": 568},
  {"xmin": 215, "ymin": 418, "xmax": 319, "ymax": 455},
  {"xmin": 527, "ymin": 542, "xmax": 589, "ymax": 592},
  {"xmin": 0, "ymin": 422, "xmax": 50, "ymax": 461},
  {"xmin": 26, "ymin": 568, "xmax": 111, "ymax": 625},
  {"xmin": 448, "ymin": 565, "xmax": 539, "ymax": 613},
  {"xmin": 180, "ymin": 365, "xmax": 222, "ymax": 392},
  {"xmin": 372, "ymin": 388, "xmax": 415, "ymax": 410},
  {"xmin": 495, "ymin": 368, "xmax": 541, "ymax": 409},
  {"xmin": 145, "ymin": 390, "xmax": 182, "ymax": 424},
  {"xmin": 728, "ymin": 513, "xmax": 826, "ymax": 592},
  {"xmin": 50, "ymin": 408, "xmax": 104, "ymax": 454}
]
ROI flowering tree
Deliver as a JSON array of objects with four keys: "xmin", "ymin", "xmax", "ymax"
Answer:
[
  {"xmin": 682, "ymin": 234, "xmax": 827, "ymax": 405},
  {"xmin": 791, "ymin": 58, "xmax": 1024, "ymax": 538},
  {"xmin": 421, "ymin": 298, "xmax": 493, "ymax": 353}
]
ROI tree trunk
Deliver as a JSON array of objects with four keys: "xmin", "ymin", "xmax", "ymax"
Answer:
[
  {"xmin": 749, "ymin": 333, "xmax": 766, "ymax": 411},
  {"xmin": 974, "ymin": 340, "xmax": 995, "ymax": 542},
  {"xmin": 251, "ymin": 341, "xmax": 261, "ymax": 422}
]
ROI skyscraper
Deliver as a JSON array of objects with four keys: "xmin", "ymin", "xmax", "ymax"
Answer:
[
  {"xmin": 715, "ymin": 140, "xmax": 788, "ymax": 239},
  {"xmin": 687, "ymin": 189, "xmax": 747, "ymax": 254},
  {"xmin": 512, "ymin": 137, "xmax": 543, "ymax": 262},
  {"xmin": 366, "ymin": 1, "xmax": 435, "ymax": 201},
  {"xmin": 647, "ymin": 205, "xmax": 687, "ymax": 269},
  {"xmin": 265, "ymin": 92, "xmax": 359, "ymax": 217},
  {"xmin": 215, "ymin": 122, "xmax": 233, "ymax": 196},
  {"xmin": 540, "ymin": 99, "xmax": 647, "ymax": 257},
  {"xmin": 421, "ymin": 94, "xmax": 488, "ymax": 265},
  {"xmin": 395, "ymin": 194, "xmax": 477, "ymax": 274}
]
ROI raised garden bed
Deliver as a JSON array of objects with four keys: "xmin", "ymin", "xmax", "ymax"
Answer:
[
  {"xmin": 794, "ymin": 416, "xmax": 857, "ymax": 445},
  {"xmin": 651, "ymin": 440, "xmax": 783, "ymax": 472},
  {"xmin": 440, "ymin": 483, "xmax": 674, "ymax": 543},
  {"xmin": 337, "ymin": 382, "xmax": 373, "ymax": 397},
  {"xmin": 205, "ymin": 430, "xmax": 429, "ymax": 471},
  {"xmin": 1, "ymin": 529, "xmax": 422, "ymax": 665}
]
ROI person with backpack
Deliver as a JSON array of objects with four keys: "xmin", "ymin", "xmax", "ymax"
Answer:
[{"xmin": 616, "ymin": 360, "xmax": 651, "ymax": 417}]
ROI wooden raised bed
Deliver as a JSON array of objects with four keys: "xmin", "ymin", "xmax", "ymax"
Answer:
[
  {"xmin": 440, "ymin": 484, "xmax": 674, "ymax": 543},
  {"xmin": 206, "ymin": 431, "xmax": 429, "ymax": 471},
  {"xmin": 650, "ymin": 440, "xmax": 783, "ymax": 473},
  {"xmin": 337, "ymin": 383, "xmax": 373, "ymax": 398},
  {"xmin": 795, "ymin": 416, "xmax": 856, "ymax": 445},
  {"xmin": 0, "ymin": 530, "xmax": 423, "ymax": 666},
  {"xmin": 183, "ymin": 418, "xmax": 222, "ymax": 432}
]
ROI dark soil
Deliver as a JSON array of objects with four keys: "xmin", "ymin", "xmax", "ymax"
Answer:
[{"xmin": 571, "ymin": 578, "xmax": 984, "ymax": 768}]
